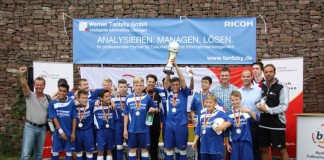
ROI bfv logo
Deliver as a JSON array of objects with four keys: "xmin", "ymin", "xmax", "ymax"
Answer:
[{"xmin": 312, "ymin": 124, "xmax": 324, "ymax": 148}]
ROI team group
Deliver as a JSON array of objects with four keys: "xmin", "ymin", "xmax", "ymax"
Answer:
[{"xmin": 19, "ymin": 59, "xmax": 289, "ymax": 160}]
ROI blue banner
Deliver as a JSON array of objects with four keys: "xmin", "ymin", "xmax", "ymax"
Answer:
[{"xmin": 73, "ymin": 17, "xmax": 256, "ymax": 64}]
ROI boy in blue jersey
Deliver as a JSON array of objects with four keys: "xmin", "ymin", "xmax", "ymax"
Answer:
[
  {"xmin": 94, "ymin": 89, "xmax": 117, "ymax": 160},
  {"xmin": 192, "ymin": 94, "xmax": 232, "ymax": 160},
  {"xmin": 111, "ymin": 79, "xmax": 128, "ymax": 160},
  {"xmin": 190, "ymin": 76, "xmax": 224, "ymax": 160},
  {"xmin": 94, "ymin": 78, "xmax": 115, "ymax": 96},
  {"xmin": 48, "ymin": 83, "xmax": 77, "ymax": 160},
  {"xmin": 123, "ymin": 77, "xmax": 158, "ymax": 160},
  {"xmin": 68, "ymin": 79, "xmax": 99, "ymax": 100},
  {"xmin": 51, "ymin": 78, "xmax": 68, "ymax": 100},
  {"xmin": 163, "ymin": 58, "xmax": 191, "ymax": 160},
  {"xmin": 190, "ymin": 76, "xmax": 224, "ymax": 124},
  {"xmin": 225, "ymin": 91, "xmax": 258, "ymax": 160},
  {"xmin": 75, "ymin": 90, "xmax": 95, "ymax": 160},
  {"xmin": 102, "ymin": 78, "xmax": 114, "ymax": 93}
]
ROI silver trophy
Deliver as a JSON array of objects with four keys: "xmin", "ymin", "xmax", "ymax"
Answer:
[{"xmin": 163, "ymin": 42, "xmax": 180, "ymax": 75}]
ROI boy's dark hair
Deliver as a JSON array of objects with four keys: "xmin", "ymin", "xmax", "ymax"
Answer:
[
  {"xmin": 77, "ymin": 89, "xmax": 88, "ymax": 98},
  {"xmin": 57, "ymin": 78, "xmax": 67, "ymax": 87},
  {"xmin": 77, "ymin": 78, "xmax": 87, "ymax": 86},
  {"xmin": 230, "ymin": 91, "xmax": 242, "ymax": 99},
  {"xmin": 58, "ymin": 82, "xmax": 69, "ymax": 91},
  {"xmin": 99, "ymin": 89, "xmax": 110, "ymax": 98},
  {"xmin": 118, "ymin": 79, "xmax": 127, "ymax": 85},
  {"xmin": 201, "ymin": 76, "xmax": 212, "ymax": 84},
  {"xmin": 146, "ymin": 74, "xmax": 158, "ymax": 82},
  {"xmin": 170, "ymin": 77, "xmax": 180, "ymax": 83},
  {"xmin": 252, "ymin": 61, "xmax": 264, "ymax": 71}
]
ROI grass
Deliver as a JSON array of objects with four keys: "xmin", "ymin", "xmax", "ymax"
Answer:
[{"xmin": 0, "ymin": 155, "xmax": 20, "ymax": 160}]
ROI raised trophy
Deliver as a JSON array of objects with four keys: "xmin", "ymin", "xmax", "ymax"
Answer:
[{"xmin": 163, "ymin": 42, "xmax": 180, "ymax": 75}]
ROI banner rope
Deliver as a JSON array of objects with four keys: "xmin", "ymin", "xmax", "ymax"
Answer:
[
  {"xmin": 257, "ymin": 14, "xmax": 267, "ymax": 34},
  {"xmin": 63, "ymin": 13, "xmax": 74, "ymax": 45}
]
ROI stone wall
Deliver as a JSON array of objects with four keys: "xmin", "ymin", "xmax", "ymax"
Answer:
[{"xmin": 0, "ymin": 0, "xmax": 323, "ymax": 154}]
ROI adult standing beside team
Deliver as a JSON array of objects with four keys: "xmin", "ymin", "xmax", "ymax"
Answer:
[
  {"xmin": 19, "ymin": 67, "xmax": 49, "ymax": 160},
  {"xmin": 211, "ymin": 67, "xmax": 238, "ymax": 112},
  {"xmin": 144, "ymin": 74, "xmax": 163, "ymax": 160},
  {"xmin": 252, "ymin": 61, "xmax": 265, "ymax": 87},
  {"xmin": 257, "ymin": 64, "xmax": 289, "ymax": 160},
  {"xmin": 239, "ymin": 69, "xmax": 262, "ymax": 160}
]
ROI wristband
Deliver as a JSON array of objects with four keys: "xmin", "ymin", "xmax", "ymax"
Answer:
[
  {"xmin": 58, "ymin": 128, "xmax": 64, "ymax": 134},
  {"xmin": 265, "ymin": 104, "xmax": 270, "ymax": 113}
]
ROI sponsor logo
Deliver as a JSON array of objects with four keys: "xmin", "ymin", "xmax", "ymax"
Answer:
[
  {"xmin": 79, "ymin": 22, "xmax": 88, "ymax": 32},
  {"xmin": 122, "ymin": 74, "xmax": 135, "ymax": 78},
  {"xmin": 39, "ymin": 71, "xmax": 49, "ymax": 79},
  {"xmin": 224, "ymin": 21, "xmax": 254, "ymax": 27},
  {"xmin": 269, "ymin": 92, "xmax": 276, "ymax": 95},
  {"xmin": 312, "ymin": 124, "xmax": 324, "ymax": 148}
]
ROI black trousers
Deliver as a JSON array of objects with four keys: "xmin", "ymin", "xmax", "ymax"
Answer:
[
  {"xmin": 250, "ymin": 122, "xmax": 261, "ymax": 160},
  {"xmin": 150, "ymin": 112, "xmax": 161, "ymax": 160}
]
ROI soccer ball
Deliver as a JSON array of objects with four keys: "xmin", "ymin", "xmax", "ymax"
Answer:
[{"xmin": 212, "ymin": 118, "xmax": 224, "ymax": 135}]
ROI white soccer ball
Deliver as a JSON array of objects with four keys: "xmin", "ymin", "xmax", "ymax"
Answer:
[
  {"xmin": 213, "ymin": 118, "xmax": 225, "ymax": 135},
  {"xmin": 212, "ymin": 121, "xmax": 219, "ymax": 130}
]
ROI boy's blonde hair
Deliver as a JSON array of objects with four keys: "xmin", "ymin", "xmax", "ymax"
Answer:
[
  {"xmin": 205, "ymin": 94, "xmax": 218, "ymax": 103},
  {"xmin": 133, "ymin": 77, "xmax": 144, "ymax": 84},
  {"xmin": 230, "ymin": 91, "xmax": 242, "ymax": 99},
  {"xmin": 103, "ymin": 78, "xmax": 112, "ymax": 83}
]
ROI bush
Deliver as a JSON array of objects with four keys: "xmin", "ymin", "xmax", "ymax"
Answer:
[{"xmin": 0, "ymin": 80, "xmax": 25, "ymax": 155}]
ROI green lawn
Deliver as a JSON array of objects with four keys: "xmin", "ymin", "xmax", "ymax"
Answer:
[{"xmin": 0, "ymin": 155, "xmax": 19, "ymax": 160}]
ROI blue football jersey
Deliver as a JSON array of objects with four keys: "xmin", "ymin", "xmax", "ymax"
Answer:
[
  {"xmin": 190, "ymin": 92, "xmax": 224, "ymax": 126},
  {"xmin": 93, "ymin": 105, "xmax": 116, "ymax": 130},
  {"xmin": 196, "ymin": 109, "xmax": 232, "ymax": 154},
  {"xmin": 111, "ymin": 94, "xmax": 127, "ymax": 123},
  {"xmin": 154, "ymin": 87, "xmax": 167, "ymax": 123},
  {"xmin": 164, "ymin": 87, "xmax": 191, "ymax": 126},
  {"xmin": 75, "ymin": 101, "xmax": 95, "ymax": 130},
  {"xmin": 48, "ymin": 97, "xmax": 77, "ymax": 137},
  {"xmin": 226, "ymin": 110, "xmax": 254, "ymax": 145},
  {"xmin": 124, "ymin": 93, "xmax": 157, "ymax": 133}
]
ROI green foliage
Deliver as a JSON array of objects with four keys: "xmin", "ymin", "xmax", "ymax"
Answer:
[
  {"xmin": 11, "ymin": 81, "xmax": 26, "ymax": 119},
  {"xmin": 0, "ymin": 132, "xmax": 11, "ymax": 155},
  {"xmin": 0, "ymin": 130, "xmax": 22, "ymax": 156},
  {"xmin": 0, "ymin": 79, "xmax": 25, "ymax": 155}
]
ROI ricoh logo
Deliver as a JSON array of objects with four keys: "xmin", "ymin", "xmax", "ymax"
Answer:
[
  {"xmin": 224, "ymin": 21, "xmax": 254, "ymax": 27},
  {"xmin": 312, "ymin": 124, "xmax": 324, "ymax": 148}
]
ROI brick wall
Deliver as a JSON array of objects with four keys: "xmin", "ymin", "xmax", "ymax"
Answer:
[{"xmin": 0, "ymin": 0, "xmax": 323, "ymax": 154}]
